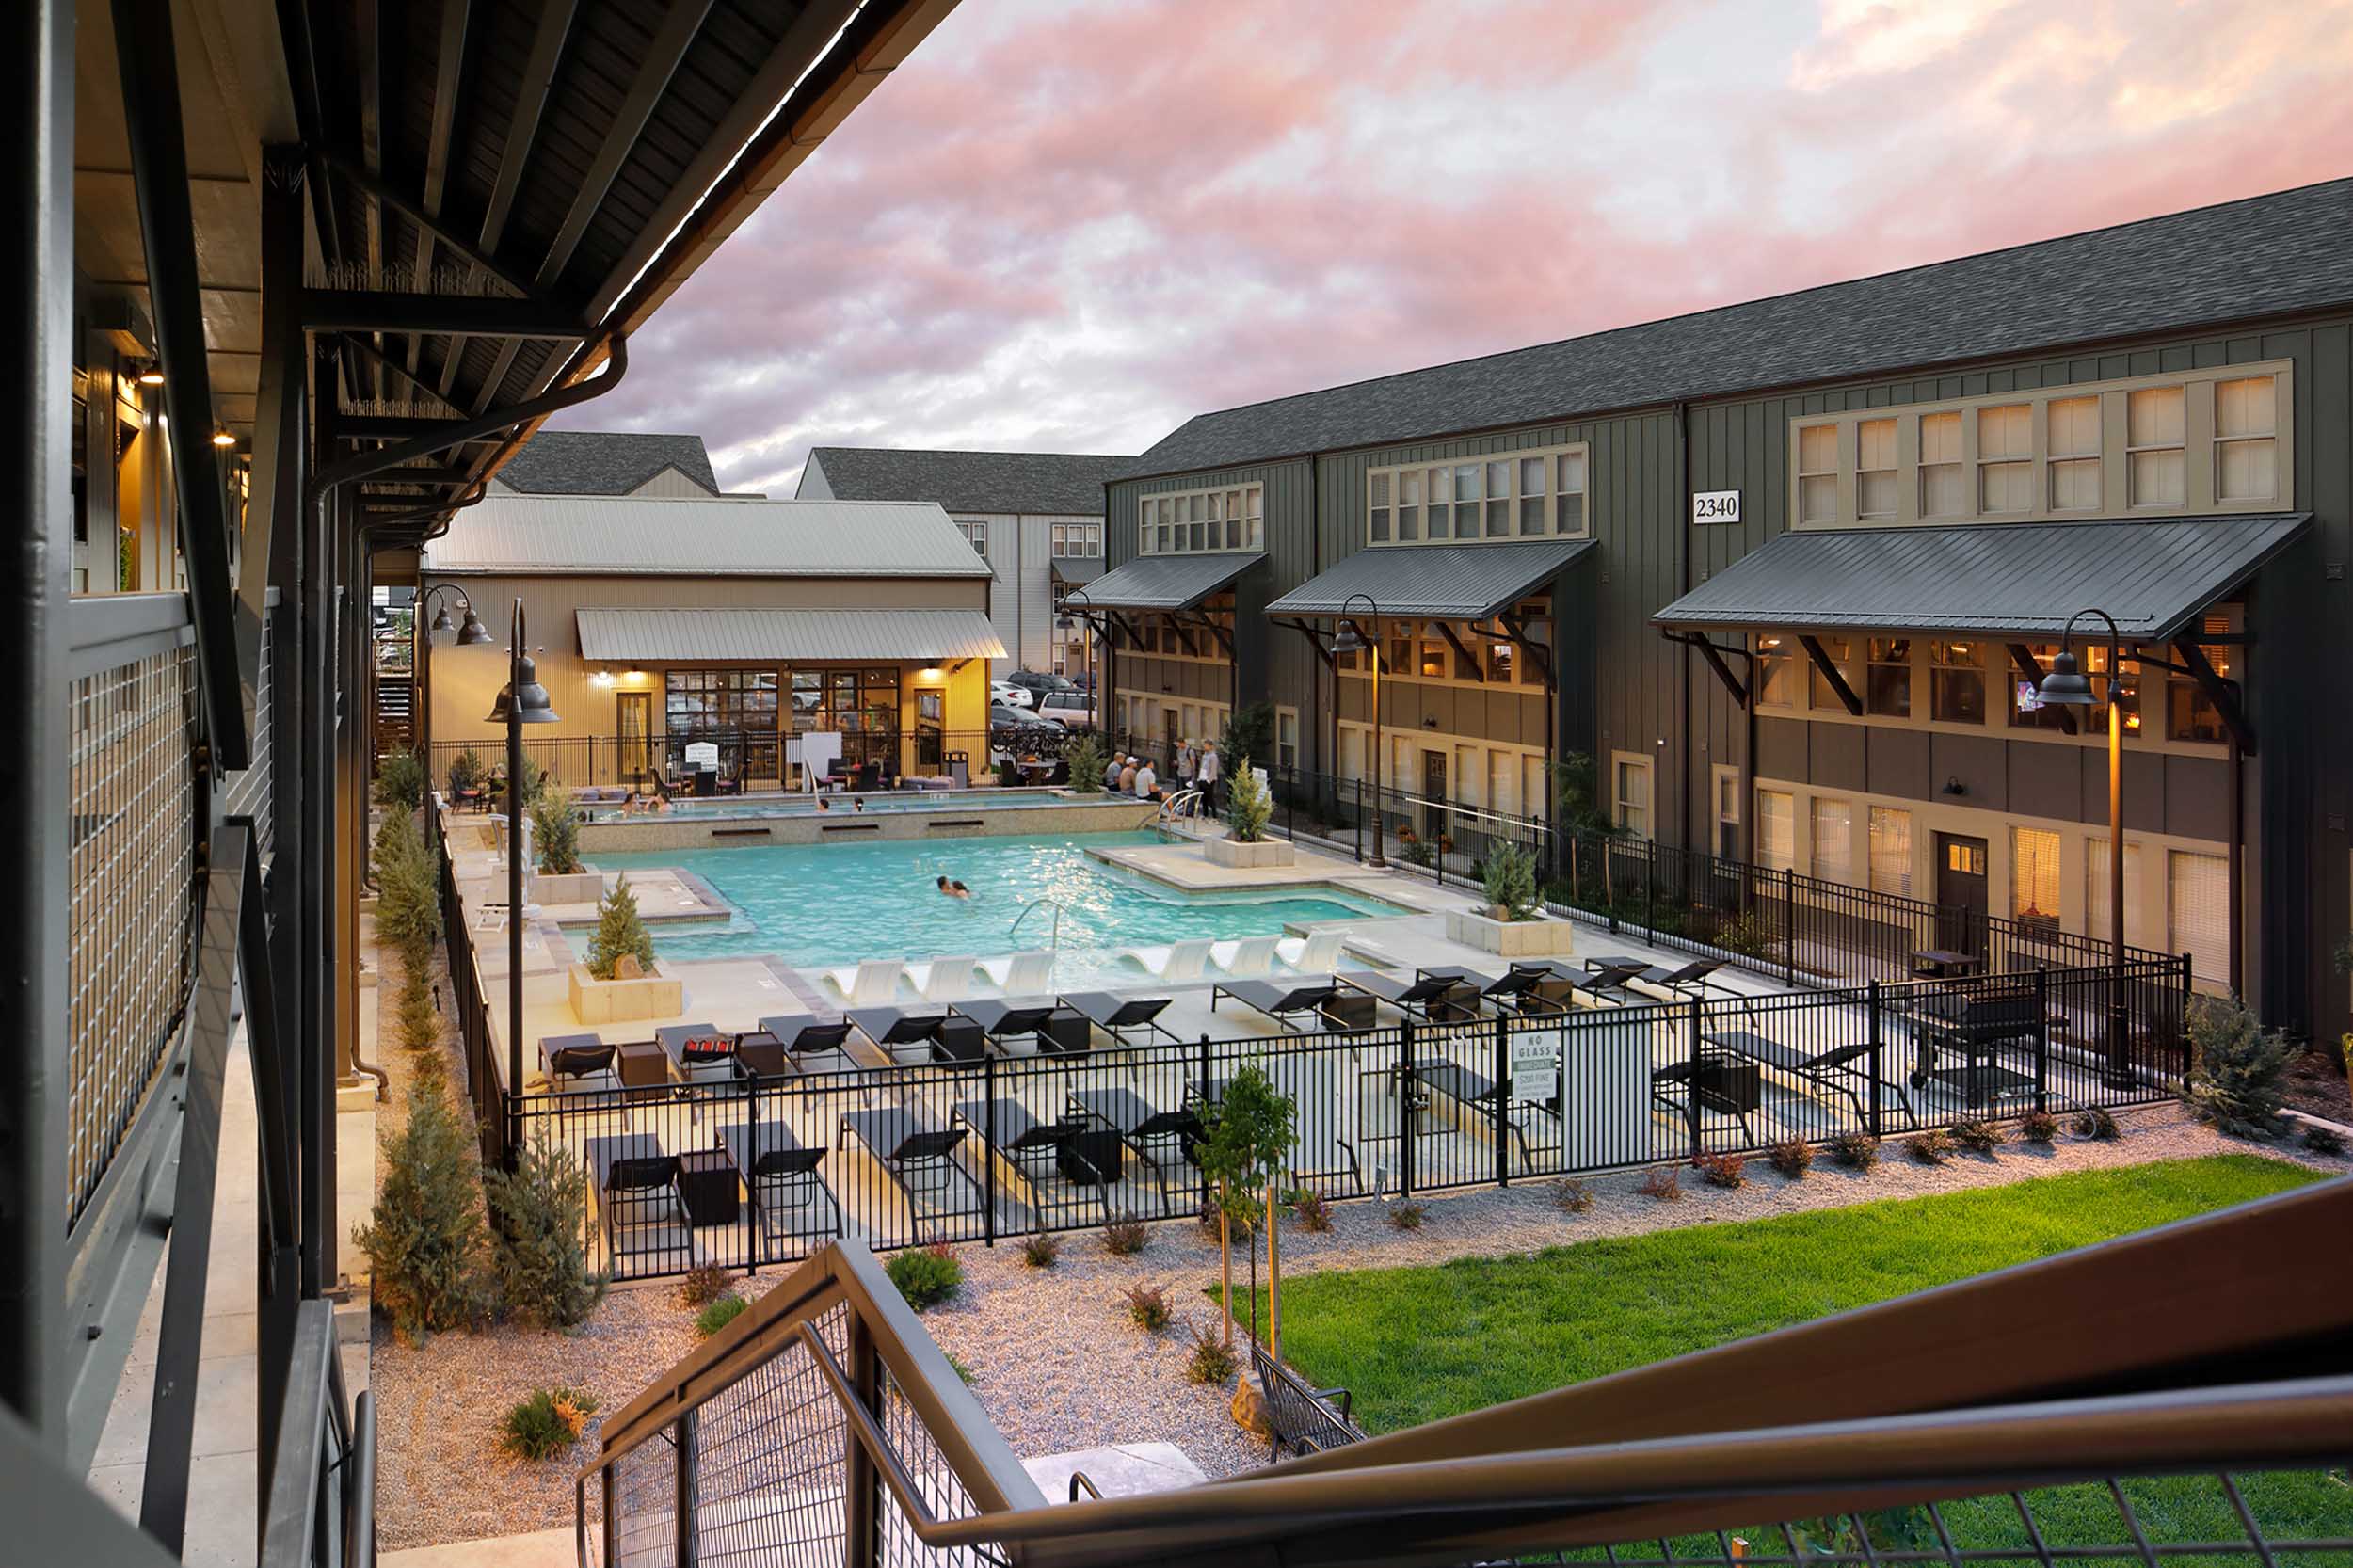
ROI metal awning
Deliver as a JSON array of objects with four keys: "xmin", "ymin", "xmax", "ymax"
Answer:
[
  {"xmin": 575, "ymin": 608, "xmax": 1005, "ymax": 664},
  {"xmin": 1064, "ymin": 552, "xmax": 1262, "ymax": 611},
  {"xmin": 1266, "ymin": 539, "xmax": 1595, "ymax": 621},
  {"xmin": 1653, "ymin": 515, "xmax": 2311, "ymax": 640},
  {"xmin": 1051, "ymin": 557, "xmax": 1106, "ymax": 586}
]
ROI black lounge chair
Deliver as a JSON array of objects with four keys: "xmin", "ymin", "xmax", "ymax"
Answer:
[
  {"xmin": 756, "ymin": 1016, "xmax": 856, "ymax": 1070},
  {"xmin": 1705, "ymin": 1028, "xmax": 1919, "ymax": 1131},
  {"xmin": 655, "ymin": 1021, "xmax": 741, "ymax": 1087},
  {"xmin": 729, "ymin": 1030, "xmax": 801, "ymax": 1081},
  {"xmin": 953, "ymin": 997, "xmax": 1091, "ymax": 1057},
  {"xmin": 1060, "ymin": 991, "xmax": 1177, "ymax": 1048},
  {"xmin": 585, "ymin": 1133, "xmax": 693, "ymax": 1265},
  {"xmin": 847, "ymin": 1006, "xmax": 988, "ymax": 1066},
  {"xmin": 1067, "ymin": 1086, "xmax": 1201, "ymax": 1211},
  {"xmin": 837, "ymin": 1107, "xmax": 973, "ymax": 1232},
  {"xmin": 720, "ymin": 1119, "xmax": 840, "ymax": 1250},
  {"xmin": 1336, "ymin": 968, "xmax": 1479, "ymax": 1023},
  {"xmin": 1626, "ymin": 957, "xmax": 1739, "ymax": 1004},
  {"xmin": 1651, "ymin": 1053, "xmax": 1764, "ymax": 1143},
  {"xmin": 1569, "ymin": 957, "xmax": 1653, "ymax": 1003},
  {"xmin": 952, "ymin": 1098, "xmax": 1108, "ymax": 1203},
  {"xmin": 539, "ymin": 1034, "xmax": 618, "ymax": 1094},
  {"xmin": 1210, "ymin": 979, "xmax": 1353, "ymax": 1033},
  {"xmin": 1400, "ymin": 1056, "xmax": 1538, "ymax": 1171}
]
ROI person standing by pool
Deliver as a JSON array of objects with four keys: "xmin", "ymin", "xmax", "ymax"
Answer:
[
  {"xmin": 1196, "ymin": 741, "xmax": 1222, "ymax": 810},
  {"xmin": 1176, "ymin": 738, "xmax": 1197, "ymax": 793}
]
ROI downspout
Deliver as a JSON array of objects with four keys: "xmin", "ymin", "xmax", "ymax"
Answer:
[{"xmin": 1675, "ymin": 400, "xmax": 1693, "ymax": 856}]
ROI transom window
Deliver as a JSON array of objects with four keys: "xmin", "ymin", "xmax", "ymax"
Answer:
[
  {"xmin": 1367, "ymin": 440, "xmax": 1587, "ymax": 546},
  {"xmin": 1141, "ymin": 483, "xmax": 1262, "ymax": 553}
]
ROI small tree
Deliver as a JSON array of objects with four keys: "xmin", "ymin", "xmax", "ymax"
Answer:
[
  {"xmin": 447, "ymin": 746, "xmax": 486, "ymax": 798},
  {"xmin": 1221, "ymin": 702, "xmax": 1274, "ymax": 781},
  {"xmin": 486, "ymin": 1128, "xmax": 606, "ymax": 1329},
  {"xmin": 1065, "ymin": 732, "xmax": 1106, "ymax": 795},
  {"xmin": 1196, "ymin": 1064, "xmax": 1295, "ymax": 1349},
  {"xmin": 393, "ymin": 968, "xmax": 440, "ymax": 1053},
  {"xmin": 532, "ymin": 792, "xmax": 584, "ymax": 876},
  {"xmin": 1224, "ymin": 755, "xmax": 1273, "ymax": 843},
  {"xmin": 355, "ymin": 1079, "xmax": 488, "ymax": 1343},
  {"xmin": 375, "ymin": 748, "xmax": 426, "ymax": 811},
  {"xmin": 584, "ymin": 874, "xmax": 657, "ymax": 980},
  {"xmin": 2182, "ymin": 993, "xmax": 2297, "ymax": 1138},
  {"xmin": 1550, "ymin": 751, "xmax": 1622, "ymax": 904},
  {"xmin": 1481, "ymin": 838, "xmax": 1539, "ymax": 921}
]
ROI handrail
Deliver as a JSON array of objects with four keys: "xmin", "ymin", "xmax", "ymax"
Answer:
[
  {"xmin": 1067, "ymin": 1472, "xmax": 1102, "ymax": 1502},
  {"xmin": 1009, "ymin": 896, "xmax": 1073, "ymax": 948}
]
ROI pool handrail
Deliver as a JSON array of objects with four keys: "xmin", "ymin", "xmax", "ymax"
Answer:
[{"xmin": 1007, "ymin": 896, "xmax": 1073, "ymax": 949}]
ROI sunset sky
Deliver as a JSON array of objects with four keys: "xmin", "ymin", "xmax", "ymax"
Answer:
[{"xmin": 566, "ymin": 0, "xmax": 2353, "ymax": 496}]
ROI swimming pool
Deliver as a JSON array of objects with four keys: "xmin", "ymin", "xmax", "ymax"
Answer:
[
  {"xmin": 580, "ymin": 830, "xmax": 1403, "ymax": 988},
  {"xmin": 581, "ymin": 788, "xmax": 1075, "ymax": 822}
]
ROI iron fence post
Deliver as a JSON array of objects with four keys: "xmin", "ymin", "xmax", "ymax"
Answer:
[
  {"xmin": 2179, "ymin": 952, "xmax": 2194, "ymax": 1080},
  {"xmin": 676, "ymin": 1405, "xmax": 700, "ymax": 1568},
  {"xmin": 1865, "ymin": 981, "xmax": 1882, "ymax": 1137},
  {"xmin": 1353, "ymin": 776, "xmax": 1363, "ymax": 862},
  {"xmin": 1198, "ymin": 1033, "xmax": 1213, "ymax": 1216},
  {"xmin": 983, "ymin": 1058, "xmax": 998, "ymax": 1247},
  {"xmin": 1686, "ymin": 996, "xmax": 1705, "ymax": 1156},
  {"xmin": 843, "ymin": 1315, "xmax": 876, "ymax": 1568},
  {"xmin": 1784, "ymin": 865, "xmax": 1798, "ymax": 986},
  {"xmin": 1494, "ymin": 1014, "xmax": 1510, "ymax": 1187},
  {"xmin": 1398, "ymin": 1020, "xmax": 1416, "ymax": 1199},
  {"xmin": 2034, "ymin": 967, "xmax": 2050, "ymax": 1115}
]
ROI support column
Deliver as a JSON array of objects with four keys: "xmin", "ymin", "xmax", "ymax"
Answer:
[
  {"xmin": 300, "ymin": 353, "xmax": 339, "ymax": 1297},
  {"xmin": 0, "ymin": 0, "xmax": 72, "ymax": 1442}
]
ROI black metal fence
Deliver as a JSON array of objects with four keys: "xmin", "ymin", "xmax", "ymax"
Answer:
[
  {"xmin": 503, "ymin": 957, "xmax": 2185, "ymax": 1284},
  {"xmin": 423, "ymin": 724, "xmax": 1097, "ymax": 797},
  {"xmin": 429, "ymin": 808, "xmax": 510, "ymax": 1171}
]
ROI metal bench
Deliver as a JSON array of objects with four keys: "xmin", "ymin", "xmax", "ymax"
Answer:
[{"xmin": 1250, "ymin": 1341, "xmax": 1364, "ymax": 1462}]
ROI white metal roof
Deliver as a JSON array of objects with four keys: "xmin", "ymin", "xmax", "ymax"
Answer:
[
  {"xmin": 421, "ymin": 492, "xmax": 994, "ymax": 578},
  {"xmin": 575, "ymin": 608, "xmax": 1007, "ymax": 664}
]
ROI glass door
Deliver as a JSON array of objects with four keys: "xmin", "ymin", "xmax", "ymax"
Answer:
[{"xmin": 616, "ymin": 691, "xmax": 651, "ymax": 784}]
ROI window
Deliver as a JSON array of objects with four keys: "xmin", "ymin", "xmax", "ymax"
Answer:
[
  {"xmin": 2168, "ymin": 850, "xmax": 2228, "ymax": 984},
  {"xmin": 1612, "ymin": 754, "xmax": 1651, "ymax": 839},
  {"xmin": 1754, "ymin": 789, "xmax": 1794, "ymax": 871},
  {"xmin": 1713, "ymin": 766, "xmax": 1740, "ymax": 858},
  {"xmin": 1276, "ymin": 707, "xmax": 1299, "ymax": 770},
  {"xmin": 1365, "ymin": 442, "xmax": 1585, "ymax": 546},
  {"xmin": 1519, "ymin": 456, "xmax": 1547, "ymax": 535},
  {"xmin": 1811, "ymin": 798, "xmax": 1853, "ymax": 884},
  {"xmin": 2009, "ymin": 643, "xmax": 2073, "ymax": 732},
  {"xmin": 1977, "ymin": 404, "xmax": 2033, "ymax": 513},
  {"xmin": 2048, "ymin": 396, "xmax": 2100, "ymax": 510},
  {"xmin": 1866, "ymin": 637, "xmax": 1912, "ymax": 718},
  {"xmin": 1141, "ymin": 483, "xmax": 1262, "ymax": 552},
  {"xmin": 1369, "ymin": 472, "xmax": 1390, "ymax": 542},
  {"xmin": 1867, "ymin": 807, "xmax": 1913, "ymax": 896},
  {"xmin": 2215, "ymin": 376, "xmax": 2277, "ymax": 503},
  {"xmin": 1398, "ymin": 469, "xmax": 1422, "ymax": 540},
  {"xmin": 1489, "ymin": 751, "xmax": 1516, "ymax": 818},
  {"xmin": 2168, "ymin": 615, "xmax": 2235, "ymax": 744},
  {"xmin": 1484, "ymin": 631, "xmax": 1513, "ymax": 683},
  {"xmin": 2084, "ymin": 642, "xmax": 2142, "ymax": 737},
  {"xmin": 1522, "ymin": 757, "xmax": 1546, "ymax": 827},
  {"xmin": 1808, "ymin": 635, "xmax": 1853, "ymax": 710},
  {"xmin": 2010, "ymin": 826, "xmax": 2061, "ymax": 930},
  {"xmin": 1426, "ymin": 466, "xmax": 1452, "ymax": 541},
  {"xmin": 1417, "ymin": 633, "xmax": 1448, "ymax": 680},
  {"xmin": 1919, "ymin": 411, "xmax": 1964, "ymax": 518},
  {"xmin": 1453, "ymin": 463, "xmax": 1481, "ymax": 538},
  {"xmin": 1798, "ymin": 424, "xmax": 1838, "ymax": 524},
  {"xmin": 2086, "ymin": 839, "xmax": 2143, "ymax": 947},
  {"xmin": 1856, "ymin": 418, "xmax": 1897, "ymax": 520},
  {"xmin": 1485, "ymin": 460, "xmax": 1511, "ymax": 537},
  {"xmin": 1754, "ymin": 632, "xmax": 1796, "ymax": 706},
  {"xmin": 955, "ymin": 520, "xmax": 988, "ymax": 554},
  {"xmin": 1556, "ymin": 450, "xmax": 1587, "ymax": 536},
  {"xmin": 1244, "ymin": 484, "xmax": 1263, "ymax": 550},
  {"xmin": 1052, "ymin": 522, "xmax": 1102, "ymax": 556},
  {"xmin": 1929, "ymin": 640, "xmax": 1985, "ymax": 724},
  {"xmin": 2127, "ymin": 386, "xmax": 2185, "ymax": 506}
]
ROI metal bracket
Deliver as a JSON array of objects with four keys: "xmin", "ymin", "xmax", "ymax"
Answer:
[
  {"xmin": 1436, "ymin": 622, "xmax": 1487, "ymax": 683},
  {"xmin": 2007, "ymin": 644, "xmax": 2078, "ymax": 735},
  {"xmin": 1799, "ymin": 635, "xmax": 1862, "ymax": 716},
  {"xmin": 1499, "ymin": 612, "xmax": 1555, "ymax": 688},
  {"xmin": 1270, "ymin": 616, "xmax": 1337, "ymax": 672},
  {"xmin": 2171, "ymin": 637, "xmax": 2255, "ymax": 755},
  {"xmin": 1666, "ymin": 631, "xmax": 1750, "ymax": 708}
]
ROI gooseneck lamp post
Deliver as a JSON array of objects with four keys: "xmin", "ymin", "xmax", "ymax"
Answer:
[
  {"xmin": 487, "ymin": 598, "xmax": 560, "ymax": 1163},
  {"xmin": 1330, "ymin": 594, "xmax": 1385, "ymax": 868},
  {"xmin": 2037, "ymin": 609, "xmax": 2132, "ymax": 1089},
  {"xmin": 416, "ymin": 583, "xmax": 493, "ymax": 761}
]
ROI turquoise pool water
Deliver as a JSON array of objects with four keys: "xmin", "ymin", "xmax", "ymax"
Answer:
[
  {"xmin": 582, "ymin": 788, "xmax": 1079, "ymax": 822},
  {"xmin": 581, "ymin": 831, "xmax": 1401, "ymax": 987}
]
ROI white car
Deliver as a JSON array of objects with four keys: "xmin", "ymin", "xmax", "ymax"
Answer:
[
  {"xmin": 1035, "ymin": 690, "xmax": 1096, "ymax": 729},
  {"xmin": 989, "ymin": 680, "xmax": 1033, "ymax": 709}
]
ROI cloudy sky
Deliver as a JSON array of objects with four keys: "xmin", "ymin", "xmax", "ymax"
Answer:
[{"xmin": 562, "ymin": 0, "xmax": 2353, "ymax": 496}]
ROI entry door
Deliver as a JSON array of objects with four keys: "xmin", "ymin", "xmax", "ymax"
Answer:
[
  {"xmin": 616, "ymin": 692, "xmax": 651, "ymax": 784},
  {"xmin": 1933, "ymin": 833, "xmax": 1990, "ymax": 955},
  {"xmin": 1421, "ymin": 749, "xmax": 1448, "ymax": 843},
  {"xmin": 1161, "ymin": 707, "xmax": 1178, "ymax": 771}
]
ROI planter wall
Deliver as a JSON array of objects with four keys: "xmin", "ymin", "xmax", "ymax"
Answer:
[
  {"xmin": 568, "ymin": 963, "xmax": 685, "ymax": 1026},
  {"xmin": 1205, "ymin": 835, "xmax": 1296, "ymax": 870},
  {"xmin": 532, "ymin": 871, "xmax": 607, "ymax": 906},
  {"xmin": 1445, "ymin": 906, "xmax": 1577, "ymax": 959}
]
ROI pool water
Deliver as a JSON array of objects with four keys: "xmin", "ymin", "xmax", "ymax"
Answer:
[
  {"xmin": 581, "ymin": 831, "xmax": 1401, "ymax": 988},
  {"xmin": 583, "ymin": 789, "xmax": 1079, "ymax": 822}
]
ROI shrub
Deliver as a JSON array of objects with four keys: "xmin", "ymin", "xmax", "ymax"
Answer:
[
  {"xmin": 1224, "ymin": 755, "xmax": 1273, "ymax": 843},
  {"xmin": 2181, "ymin": 994, "xmax": 2297, "ymax": 1138},
  {"xmin": 1710, "ymin": 906, "xmax": 1776, "ymax": 960},
  {"xmin": 374, "ymin": 748, "xmax": 426, "ymax": 811},
  {"xmin": 1385, "ymin": 1199, "xmax": 1427, "ymax": 1229},
  {"xmin": 2073, "ymin": 1106, "xmax": 2121, "ymax": 1141},
  {"xmin": 1480, "ymin": 839, "xmax": 1541, "ymax": 921},
  {"xmin": 500, "ymin": 1386, "xmax": 599, "ymax": 1460},
  {"xmin": 1017, "ymin": 1232, "xmax": 1062, "ymax": 1269},
  {"xmin": 484, "ymin": 1128, "xmax": 606, "ymax": 1330},
  {"xmin": 2302, "ymin": 1122, "xmax": 2347, "ymax": 1157},
  {"xmin": 885, "ymin": 1245, "xmax": 963, "ymax": 1311},
  {"xmin": 1184, "ymin": 1320, "xmax": 1238, "ymax": 1385},
  {"xmin": 1692, "ymin": 1150, "xmax": 1747, "ymax": 1189},
  {"xmin": 1101, "ymin": 1213, "xmax": 1149, "ymax": 1256},
  {"xmin": 1828, "ymin": 1130, "xmax": 1881, "ymax": 1170},
  {"xmin": 392, "ymin": 968, "xmax": 441, "ymax": 1053},
  {"xmin": 1638, "ymin": 1167, "xmax": 1684, "ymax": 1203},
  {"xmin": 532, "ymin": 792, "xmax": 584, "ymax": 876},
  {"xmin": 1951, "ymin": 1116, "xmax": 2006, "ymax": 1155},
  {"xmin": 1289, "ymin": 1189, "xmax": 1334, "ymax": 1232},
  {"xmin": 447, "ymin": 746, "xmax": 486, "ymax": 799},
  {"xmin": 1399, "ymin": 834, "xmax": 1436, "ymax": 868},
  {"xmin": 2019, "ymin": 1110, "xmax": 2061, "ymax": 1145},
  {"xmin": 1550, "ymin": 1176, "xmax": 1595, "ymax": 1212},
  {"xmin": 1767, "ymin": 1137, "xmax": 1813, "ymax": 1178},
  {"xmin": 679, "ymin": 1260, "xmax": 733, "ymax": 1308},
  {"xmin": 1905, "ymin": 1129, "xmax": 1956, "ymax": 1165},
  {"xmin": 1065, "ymin": 732, "xmax": 1105, "ymax": 795},
  {"xmin": 1123, "ymin": 1282, "xmax": 1171, "ymax": 1332},
  {"xmin": 354, "ymin": 1079, "xmax": 488, "ymax": 1344},
  {"xmin": 694, "ymin": 1295, "xmax": 748, "ymax": 1339},
  {"xmin": 584, "ymin": 874, "xmax": 657, "ymax": 981}
]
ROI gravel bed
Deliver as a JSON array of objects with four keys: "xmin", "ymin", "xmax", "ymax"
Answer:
[{"xmin": 366, "ymin": 1088, "xmax": 2343, "ymax": 1548}]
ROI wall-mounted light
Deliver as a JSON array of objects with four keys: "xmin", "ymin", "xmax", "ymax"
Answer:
[
  {"xmin": 134, "ymin": 360, "xmax": 165, "ymax": 387},
  {"xmin": 1421, "ymin": 716, "xmax": 1439, "ymax": 729},
  {"xmin": 1941, "ymin": 776, "xmax": 1967, "ymax": 797},
  {"xmin": 624, "ymin": 668, "xmax": 647, "ymax": 683},
  {"xmin": 918, "ymin": 666, "xmax": 945, "ymax": 681},
  {"xmin": 211, "ymin": 430, "xmax": 236, "ymax": 448},
  {"xmin": 589, "ymin": 669, "xmax": 616, "ymax": 688}
]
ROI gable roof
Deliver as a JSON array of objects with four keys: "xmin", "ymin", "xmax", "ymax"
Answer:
[
  {"xmin": 805, "ymin": 447, "xmax": 1135, "ymax": 516},
  {"xmin": 494, "ymin": 430, "xmax": 720, "ymax": 496},
  {"xmin": 1132, "ymin": 178, "xmax": 2353, "ymax": 477},
  {"xmin": 420, "ymin": 493, "xmax": 993, "ymax": 579}
]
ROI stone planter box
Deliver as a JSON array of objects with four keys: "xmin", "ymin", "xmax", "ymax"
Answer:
[
  {"xmin": 1205, "ymin": 835, "xmax": 1296, "ymax": 870},
  {"xmin": 532, "ymin": 871, "xmax": 606, "ymax": 906},
  {"xmin": 1445, "ymin": 906, "xmax": 1577, "ymax": 959},
  {"xmin": 568, "ymin": 963, "xmax": 684, "ymax": 1026}
]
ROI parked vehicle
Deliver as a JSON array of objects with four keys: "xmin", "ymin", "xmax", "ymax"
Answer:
[
  {"xmin": 989, "ymin": 680, "xmax": 1033, "ymax": 709},
  {"xmin": 1035, "ymin": 690, "xmax": 1096, "ymax": 729},
  {"xmin": 1005, "ymin": 669, "xmax": 1073, "ymax": 698},
  {"xmin": 990, "ymin": 701, "xmax": 1061, "ymax": 732}
]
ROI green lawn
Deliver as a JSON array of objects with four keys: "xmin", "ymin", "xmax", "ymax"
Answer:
[{"xmin": 1248, "ymin": 1155, "xmax": 2349, "ymax": 1558}]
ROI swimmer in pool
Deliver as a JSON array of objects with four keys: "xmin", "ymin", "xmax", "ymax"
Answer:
[{"xmin": 936, "ymin": 875, "xmax": 971, "ymax": 900}]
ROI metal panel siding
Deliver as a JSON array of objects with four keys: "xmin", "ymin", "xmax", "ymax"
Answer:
[
  {"xmin": 573, "ymin": 608, "xmax": 1007, "ymax": 663},
  {"xmin": 1265, "ymin": 539, "xmax": 1595, "ymax": 619},
  {"xmin": 424, "ymin": 494, "xmax": 995, "ymax": 578}
]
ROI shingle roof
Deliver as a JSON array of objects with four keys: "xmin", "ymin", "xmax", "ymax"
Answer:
[
  {"xmin": 806, "ymin": 447, "xmax": 1135, "ymax": 516},
  {"xmin": 576, "ymin": 608, "xmax": 1005, "ymax": 663},
  {"xmin": 1651, "ymin": 515, "xmax": 2313, "ymax": 641},
  {"xmin": 1266, "ymin": 540, "xmax": 1597, "ymax": 622},
  {"xmin": 1132, "ymin": 179, "xmax": 2353, "ymax": 477},
  {"xmin": 495, "ymin": 430, "xmax": 719, "ymax": 496},
  {"xmin": 421, "ymin": 493, "xmax": 993, "ymax": 578},
  {"xmin": 1064, "ymin": 552, "xmax": 1263, "ymax": 612}
]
